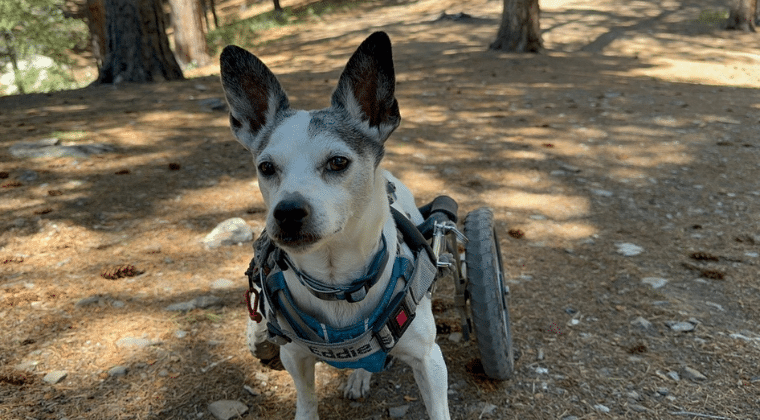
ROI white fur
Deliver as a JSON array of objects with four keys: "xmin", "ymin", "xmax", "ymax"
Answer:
[
  {"xmin": 246, "ymin": 120, "xmax": 450, "ymax": 420},
  {"xmin": 225, "ymin": 34, "xmax": 450, "ymax": 420}
]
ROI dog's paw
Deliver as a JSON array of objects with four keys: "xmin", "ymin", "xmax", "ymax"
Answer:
[{"xmin": 343, "ymin": 369, "xmax": 372, "ymax": 399}]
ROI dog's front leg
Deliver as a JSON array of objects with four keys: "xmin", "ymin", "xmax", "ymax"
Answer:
[
  {"xmin": 403, "ymin": 343, "xmax": 450, "ymax": 420},
  {"xmin": 280, "ymin": 345, "xmax": 319, "ymax": 420},
  {"xmin": 394, "ymin": 300, "xmax": 451, "ymax": 420}
]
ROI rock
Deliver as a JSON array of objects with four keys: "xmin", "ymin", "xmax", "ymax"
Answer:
[
  {"xmin": 447, "ymin": 332, "xmax": 462, "ymax": 343},
  {"xmin": 194, "ymin": 295, "xmax": 222, "ymax": 308},
  {"xmin": 164, "ymin": 300, "xmax": 196, "ymax": 311},
  {"xmin": 705, "ymin": 301, "xmax": 725, "ymax": 311},
  {"xmin": 593, "ymin": 404, "xmax": 610, "ymax": 413},
  {"xmin": 642, "ymin": 277, "xmax": 668, "ymax": 289},
  {"xmin": 175, "ymin": 330, "xmax": 188, "ymax": 339},
  {"xmin": 666, "ymin": 321, "xmax": 696, "ymax": 332},
  {"xmin": 629, "ymin": 403, "xmax": 649, "ymax": 412},
  {"xmin": 434, "ymin": 11, "xmax": 474, "ymax": 22},
  {"xmin": 591, "ymin": 188, "xmax": 614, "ymax": 197},
  {"xmin": 202, "ymin": 218, "xmax": 253, "ymax": 249},
  {"xmin": 243, "ymin": 384, "xmax": 260, "ymax": 397},
  {"xmin": 656, "ymin": 387, "xmax": 669, "ymax": 396},
  {"xmin": 15, "ymin": 361, "xmax": 39, "ymax": 372},
  {"xmin": 388, "ymin": 405, "xmax": 410, "ymax": 418},
  {"xmin": 10, "ymin": 138, "xmax": 115, "ymax": 159},
  {"xmin": 18, "ymin": 170, "xmax": 38, "ymax": 182},
  {"xmin": 729, "ymin": 332, "xmax": 760, "ymax": 343},
  {"xmin": 616, "ymin": 243, "xmax": 643, "ymax": 256},
  {"xmin": 208, "ymin": 400, "xmax": 248, "ymax": 420},
  {"xmin": 108, "ymin": 366, "xmax": 128, "ymax": 377},
  {"xmin": 681, "ymin": 366, "xmax": 707, "ymax": 381},
  {"xmin": 43, "ymin": 370, "xmax": 67, "ymax": 384},
  {"xmin": 75, "ymin": 295, "xmax": 104, "ymax": 307},
  {"xmin": 667, "ymin": 371, "xmax": 680, "ymax": 381},
  {"xmin": 478, "ymin": 403, "xmax": 497, "ymax": 416},
  {"xmin": 165, "ymin": 295, "xmax": 221, "ymax": 311},
  {"xmin": 631, "ymin": 316, "xmax": 653, "ymax": 329},
  {"xmin": 198, "ymin": 98, "xmax": 228, "ymax": 112},
  {"xmin": 115, "ymin": 337, "xmax": 158, "ymax": 348},
  {"xmin": 211, "ymin": 278, "xmax": 236, "ymax": 290}
]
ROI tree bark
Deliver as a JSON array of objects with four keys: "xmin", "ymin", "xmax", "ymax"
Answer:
[
  {"xmin": 98, "ymin": 0, "xmax": 183, "ymax": 84},
  {"xmin": 168, "ymin": 0, "xmax": 210, "ymax": 66},
  {"xmin": 86, "ymin": 0, "xmax": 106, "ymax": 68},
  {"xmin": 2, "ymin": 31, "xmax": 24, "ymax": 94},
  {"xmin": 490, "ymin": 0, "xmax": 543, "ymax": 52},
  {"xmin": 726, "ymin": 0, "xmax": 757, "ymax": 31}
]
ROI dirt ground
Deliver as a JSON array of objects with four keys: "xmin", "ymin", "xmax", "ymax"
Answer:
[{"xmin": 2, "ymin": 0, "xmax": 760, "ymax": 419}]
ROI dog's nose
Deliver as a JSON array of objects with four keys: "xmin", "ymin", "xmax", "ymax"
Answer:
[{"xmin": 273, "ymin": 197, "xmax": 311, "ymax": 232}]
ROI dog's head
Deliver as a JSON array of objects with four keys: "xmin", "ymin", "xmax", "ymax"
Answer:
[{"xmin": 220, "ymin": 32, "xmax": 400, "ymax": 253}]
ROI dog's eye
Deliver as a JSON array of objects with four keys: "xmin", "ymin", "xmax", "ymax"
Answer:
[
  {"xmin": 258, "ymin": 161, "xmax": 276, "ymax": 176},
  {"xmin": 327, "ymin": 156, "xmax": 350, "ymax": 172}
]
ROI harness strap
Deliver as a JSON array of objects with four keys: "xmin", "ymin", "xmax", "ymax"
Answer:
[
  {"xmin": 390, "ymin": 207, "xmax": 436, "ymax": 263},
  {"xmin": 262, "ymin": 255, "xmax": 415, "ymax": 366},
  {"xmin": 247, "ymin": 203, "xmax": 440, "ymax": 372},
  {"xmin": 282, "ymin": 235, "xmax": 390, "ymax": 303}
]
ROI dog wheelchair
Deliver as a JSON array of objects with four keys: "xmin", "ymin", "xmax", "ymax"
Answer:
[
  {"xmin": 415, "ymin": 194, "xmax": 515, "ymax": 380},
  {"xmin": 245, "ymin": 192, "xmax": 514, "ymax": 381}
]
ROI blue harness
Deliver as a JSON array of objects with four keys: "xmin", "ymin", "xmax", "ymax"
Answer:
[{"xmin": 245, "ymin": 206, "xmax": 438, "ymax": 372}]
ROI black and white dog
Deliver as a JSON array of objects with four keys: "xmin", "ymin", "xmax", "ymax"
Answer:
[{"xmin": 220, "ymin": 32, "xmax": 450, "ymax": 420}]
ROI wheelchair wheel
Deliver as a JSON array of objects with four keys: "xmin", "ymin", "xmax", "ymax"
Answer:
[{"xmin": 464, "ymin": 207, "xmax": 514, "ymax": 380}]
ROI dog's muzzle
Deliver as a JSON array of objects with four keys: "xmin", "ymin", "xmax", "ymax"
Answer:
[{"xmin": 272, "ymin": 195, "xmax": 315, "ymax": 246}]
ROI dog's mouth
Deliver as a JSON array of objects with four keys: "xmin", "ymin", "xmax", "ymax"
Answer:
[{"xmin": 270, "ymin": 230, "xmax": 321, "ymax": 251}]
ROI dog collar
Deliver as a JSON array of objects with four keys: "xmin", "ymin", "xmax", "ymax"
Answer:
[{"xmin": 281, "ymin": 235, "xmax": 390, "ymax": 303}]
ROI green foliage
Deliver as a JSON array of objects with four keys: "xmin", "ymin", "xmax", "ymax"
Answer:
[
  {"xmin": 695, "ymin": 9, "xmax": 729, "ymax": 24},
  {"xmin": 49, "ymin": 129, "xmax": 89, "ymax": 141},
  {"xmin": 206, "ymin": 8, "xmax": 292, "ymax": 55},
  {"xmin": 206, "ymin": 0, "xmax": 360, "ymax": 55},
  {"xmin": 0, "ymin": 0, "xmax": 88, "ymax": 94}
]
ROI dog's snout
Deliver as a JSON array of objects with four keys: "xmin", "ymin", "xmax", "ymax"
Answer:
[{"xmin": 274, "ymin": 197, "xmax": 311, "ymax": 231}]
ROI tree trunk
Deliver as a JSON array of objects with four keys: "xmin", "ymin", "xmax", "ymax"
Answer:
[
  {"xmin": 98, "ymin": 0, "xmax": 183, "ymax": 84},
  {"xmin": 168, "ymin": 0, "xmax": 210, "ymax": 66},
  {"xmin": 86, "ymin": 0, "xmax": 106, "ymax": 68},
  {"xmin": 2, "ymin": 31, "xmax": 24, "ymax": 94},
  {"xmin": 726, "ymin": 0, "xmax": 757, "ymax": 31},
  {"xmin": 272, "ymin": 0, "xmax": 282, "ymax": 12},
  {"xmin": 199, "ymin": 0, "xmax": 219, "ymax": 30},
  {"xmin": 490, "ymin": 0, "xmax": 543, "ymax": 52}
]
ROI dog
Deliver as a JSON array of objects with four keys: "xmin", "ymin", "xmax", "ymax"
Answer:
[{"xmin": 220, "ymin": 32, "xmax": 450, "ymax": 420}]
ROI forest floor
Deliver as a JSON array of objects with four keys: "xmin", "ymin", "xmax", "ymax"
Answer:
[{"xmin": 2, "ymin": 0, "xmax": 760, "ymax": 419}]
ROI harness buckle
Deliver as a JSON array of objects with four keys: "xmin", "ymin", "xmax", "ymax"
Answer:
[
  {"xmin": 245, "ymin": 288, "xmax": 263, "ymax": 323},
  {"xmin": 388, "ymin": 294, "xmax": 415, "ymax": 338},
  {"xmin": 345, "ymin": 283, "xmax": 368, "ymax": 303}
]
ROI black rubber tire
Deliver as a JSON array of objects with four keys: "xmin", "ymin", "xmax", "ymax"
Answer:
[{"xmin": 464, "ymin": 207, "xmax": 514, "ymax": 380}]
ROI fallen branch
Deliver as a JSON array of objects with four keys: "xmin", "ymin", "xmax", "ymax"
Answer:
[{"xmin": 670, "ymin": 411, "xmax": 732, "ymax": 420}]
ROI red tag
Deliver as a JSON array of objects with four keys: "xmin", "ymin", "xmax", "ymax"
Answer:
[{"xmin": 395, "ymin": 310, "xmax": 408, "ymax": 327}]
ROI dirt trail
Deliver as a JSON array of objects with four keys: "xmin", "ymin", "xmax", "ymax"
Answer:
[{"xmin": 1, "ymin": 0, "xmax": 759, "ymax": 419}]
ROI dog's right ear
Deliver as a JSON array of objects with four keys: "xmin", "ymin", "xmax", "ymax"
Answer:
[{"xmin": 220, "ymin": 45, "xmax": 290, "ymax": 152}]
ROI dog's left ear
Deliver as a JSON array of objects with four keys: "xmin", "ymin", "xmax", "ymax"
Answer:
[{"xmin": 331, "ymin": 32, "xmax": 400, "ymax": 144}]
